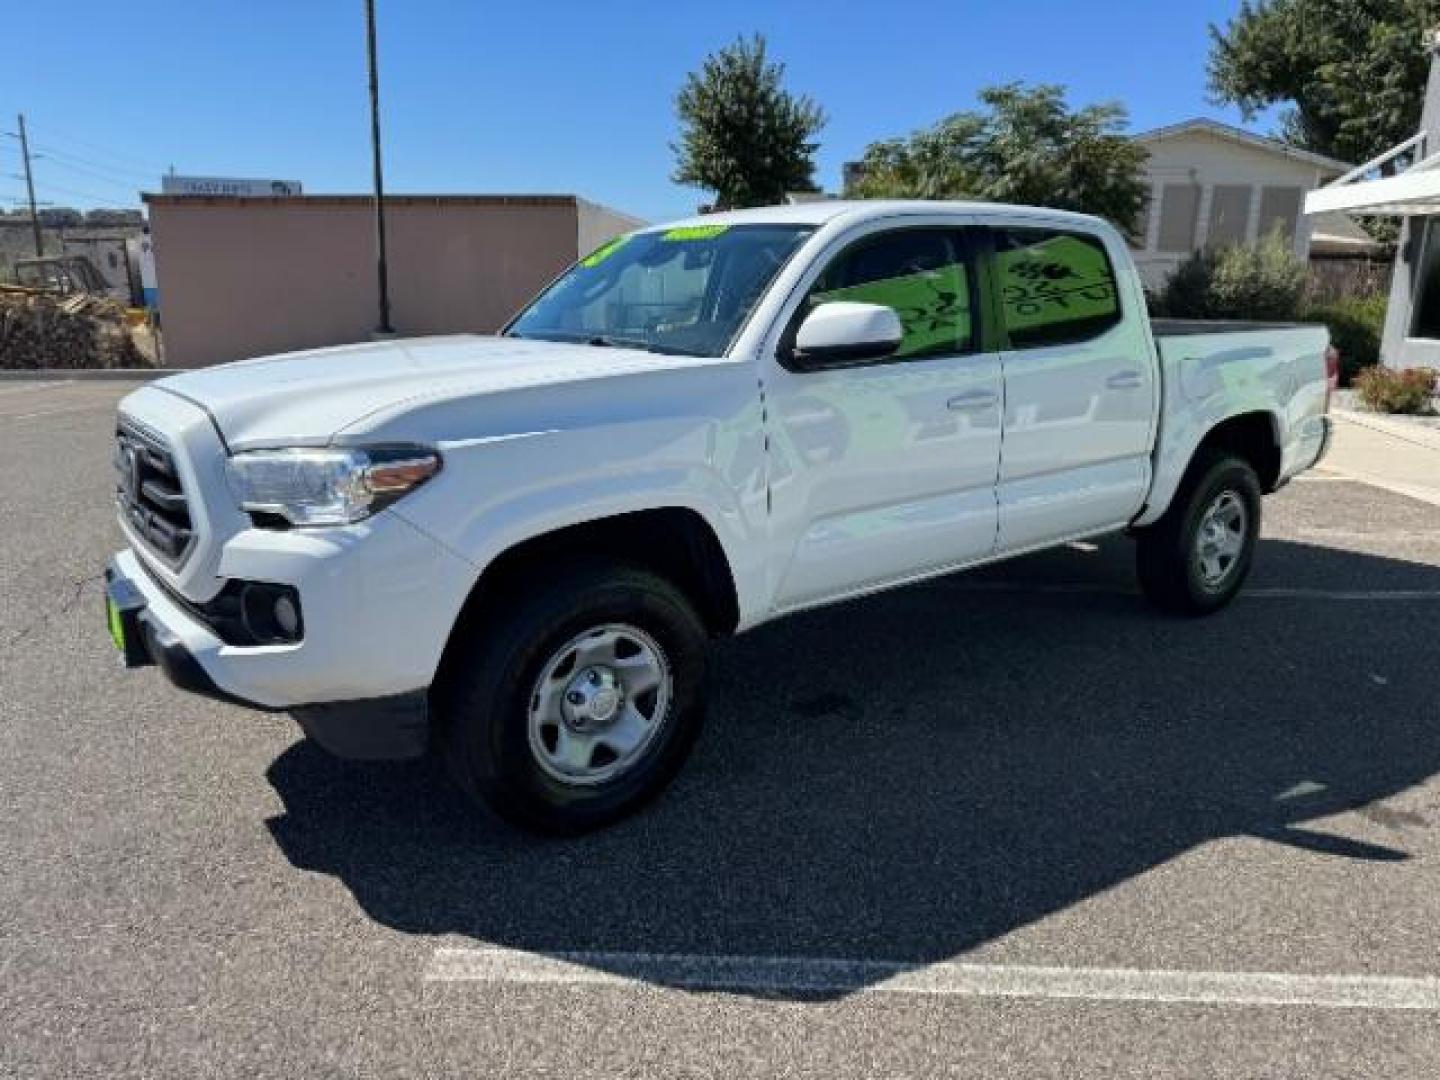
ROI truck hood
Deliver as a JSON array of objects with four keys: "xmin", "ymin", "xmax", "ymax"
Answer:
[{"xmin": 153, "ymin": 334, "xmax": 705, "ymax": 449}]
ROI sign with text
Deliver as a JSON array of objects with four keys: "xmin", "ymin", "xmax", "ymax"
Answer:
[{"xmin": 160, "ymin": 175, "xmax": 303, "ymax": 197}]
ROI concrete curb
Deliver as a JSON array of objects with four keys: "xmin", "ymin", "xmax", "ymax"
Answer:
[
  {"xmin": 0, "ymin": 369, "xmax": 178, "ymax": 382},
  {"xmin": 1332, "ymin": 408, "xmax": 1440, "ymax": 454}
]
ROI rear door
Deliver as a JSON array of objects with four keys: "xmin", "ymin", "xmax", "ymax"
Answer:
[
  {"xmin": 765, "ymin": 223, "xmax": 1003, "ymax": 610},
  {"xmin": 983, "ymin": 225, "xmax": 1156, "ymax": 551}
]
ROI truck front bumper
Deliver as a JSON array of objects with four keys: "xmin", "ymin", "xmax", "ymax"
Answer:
[
  {"xmin": 104, "ymin": 510, "xmax": 477, "ymax": 760},
  {"xmin": 106, "ymin": 560, "xmax": 265, "ymax": 709}
]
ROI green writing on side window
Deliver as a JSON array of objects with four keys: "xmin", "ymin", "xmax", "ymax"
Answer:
[
  {"xmin": 814, "ymin": 264, "xmax": 970, "ymax": 359},
  {"xmin": 661, "ymin": 224, "xmax": 731, "ymax": 242},
  {"xmin": 580, "ymin": 235, "xmax": 631, "ymax": 268},
  {"xmin": 996, "ymin": 234, "xmax": 1117, "ymax": 337}
]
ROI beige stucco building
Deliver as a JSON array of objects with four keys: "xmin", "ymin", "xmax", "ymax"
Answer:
[
  {"xmin": 1129, "ymin": 119, "xmax": 1354, "ymax": 292},
  {"xmin": 144, "ymin": 194, "xmax": 643, "ymax": 368}
]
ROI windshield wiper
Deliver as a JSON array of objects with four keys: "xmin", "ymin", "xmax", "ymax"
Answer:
[
  {"xmin": 508, "ymin": 330, "xmax": 699, "ymax": 357},
  {"xmin": 585, "ymin": 334, "xmax": 653, "ymax": 350},
  {"xmin": 591, "ymin": 335, "xmax": 704, "ymax": 357}
]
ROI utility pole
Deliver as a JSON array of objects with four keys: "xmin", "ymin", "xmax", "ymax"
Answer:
[
  {"xmin": 17, "ymin": 114, "xmax": 42, "ymax": 257},
  {"xmin": 364, "ymin": 0, "xmax": 394, "ymax": 334}
]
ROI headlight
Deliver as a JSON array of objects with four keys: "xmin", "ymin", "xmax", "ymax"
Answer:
[{"xmin": 226, "ymin": 444, "xmax": 440, "ymax": 526}]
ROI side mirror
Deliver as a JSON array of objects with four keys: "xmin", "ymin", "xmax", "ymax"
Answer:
[{"xmin": 790, "ymin": 302, "xmax": 904, "ymax": 367}]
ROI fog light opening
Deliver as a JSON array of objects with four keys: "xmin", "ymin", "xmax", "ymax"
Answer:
[{"xmin": 239, "ymin": 583, "xmax": 304, "ymax": 645}]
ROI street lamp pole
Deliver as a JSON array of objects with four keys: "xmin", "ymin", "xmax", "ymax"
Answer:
[{"xmin": 364, "ymin": 0, "xmax": 394, "ymax": 335}]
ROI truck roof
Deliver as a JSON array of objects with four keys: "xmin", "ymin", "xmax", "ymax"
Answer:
[{"xmin": 648, "ymin": 199, "xmax": 1109, "ymax": 233}]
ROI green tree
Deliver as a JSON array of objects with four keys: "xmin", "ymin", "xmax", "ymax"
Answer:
[
  {"xmin": 849, "ymin": 84, "xmax": 1149, "ymax": 235},
  {"xmin": 1208, "ymin": 0, "xmax": 1439, "ymax": 166},
  {"xmin": 672, "ymin": 34, "xmax": 826, "ymax": 209}
]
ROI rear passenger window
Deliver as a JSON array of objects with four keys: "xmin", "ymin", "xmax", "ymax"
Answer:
[
  {"xmin": 808, "ymin": 229, "xmax": 973, "ymax": 359},
  {"xmin": 992, "ymin": 228, "xmax": 1122, "ymax": 349}
]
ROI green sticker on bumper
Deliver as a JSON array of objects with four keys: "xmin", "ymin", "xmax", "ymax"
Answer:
[{"xmin": 106, "ymin": 597, "xmax": 125, "ymax": 652}]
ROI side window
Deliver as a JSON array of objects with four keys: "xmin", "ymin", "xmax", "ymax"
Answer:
[
  {"xmin": 808, "ymin": 228, "xmax": 973, "ymax": 360},
  {"xmin": 991, "ymin": 228, "xmax": 1122, "ymax": 349}
]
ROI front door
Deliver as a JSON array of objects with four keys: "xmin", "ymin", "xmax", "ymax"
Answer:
[{"xmin": 766, "ymin": 225, "xmax": 1003, "ymax": 610}]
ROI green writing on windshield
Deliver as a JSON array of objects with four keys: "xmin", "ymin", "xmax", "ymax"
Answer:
[
  {"xmin": 661, "ymin": 224, "xmax": 731, "ymax": 242},
  {"xmin": 580, "ymin": 235, "xmax": 631, "ymax": 268}
]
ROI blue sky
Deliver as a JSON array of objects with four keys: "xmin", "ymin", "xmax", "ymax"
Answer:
[{"xmin": 3, "ymin": 0, "xmax": 1271, "ymax": 223}]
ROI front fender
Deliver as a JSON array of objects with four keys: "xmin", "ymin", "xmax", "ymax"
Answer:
[{"xmin": 390, "ymin": 415, "xmax": 769, "ymax": 628}]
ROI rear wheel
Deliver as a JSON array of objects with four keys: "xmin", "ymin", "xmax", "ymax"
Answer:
[
  {"xmin": 437, "ymin": 563, "xmax": 709, "ymax": 834},
  {"xmin": 1135, "ymin": 451, "xmax": 1262, "ymax": 616}
]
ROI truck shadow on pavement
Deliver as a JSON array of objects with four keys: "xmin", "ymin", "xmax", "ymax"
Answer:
[{"xmin": 264, "ymin": 536, "xmax": 1440, "ymax": 999}]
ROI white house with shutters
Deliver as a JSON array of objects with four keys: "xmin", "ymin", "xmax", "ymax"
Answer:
[{"xmin": 1129, "ymin": 118, "xmax": 1354, "ymax": 292}]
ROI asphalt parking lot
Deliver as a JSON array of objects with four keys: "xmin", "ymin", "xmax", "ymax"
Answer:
[{"xmin": 4, "ymin": 378, "xmax": 1440, "ymax": 1077}]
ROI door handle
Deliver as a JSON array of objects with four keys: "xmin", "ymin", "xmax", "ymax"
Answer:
[
  {"xmin": 947, "ymin": 390, "xmax": 999, "ymax": 411},
  {"xmin": 1106, "ymin": 370, "xmax": 1143, "ymax": 390}
]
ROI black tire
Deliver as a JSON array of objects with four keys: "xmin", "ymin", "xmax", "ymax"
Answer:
[
  {"xmin": 437, "ymin": 562, "xmax": 709, "ymax": 834},
  {"xmin": 1135, "ymin": 451, "xmax": 1262, "ymax": 616}
]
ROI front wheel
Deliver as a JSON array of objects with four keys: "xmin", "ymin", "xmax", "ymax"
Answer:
[
  {"xmin": 1135, "ymin": 452, "xmax": 1262, "ymax": 616},
  {"xmin": 437, "ymin": 563, "xmax": 710, "ymax": 834}
]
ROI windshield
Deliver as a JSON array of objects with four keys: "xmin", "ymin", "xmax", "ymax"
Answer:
[{"xmin": 506, "ymin": 223, "xmax": 815, "ymax": 357}]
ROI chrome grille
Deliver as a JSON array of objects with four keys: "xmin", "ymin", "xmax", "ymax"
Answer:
[{"xmin": 115, "ymin": 419, "xmax": 195, "ymax": 566}]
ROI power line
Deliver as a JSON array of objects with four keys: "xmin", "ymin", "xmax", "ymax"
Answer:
[
  {"xmin": 5, "ymin": 172, "xmax": 128, "ymax": 204},
  {"xmin": 34, "ymin": 154, "xmax": 146, "ymax": 192},
  {"xmin": 1, "ymin": 118, "xmax": 145, "ymax": 212},
  {"xmin": 32, "ymin": 144, "xmax": 154, "ymax": 183},
  {"xmin": 21, "ymin": 126, "xmax": 165, "ymax": 174},
  {"xmin": 30, "ymin": 179, "xmax": 136, "ymax": 208}
]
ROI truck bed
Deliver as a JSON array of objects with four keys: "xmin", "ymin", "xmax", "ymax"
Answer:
[{"xmin": 1136, "ymin": 318, "xmax": 1332, "ymax": 529}]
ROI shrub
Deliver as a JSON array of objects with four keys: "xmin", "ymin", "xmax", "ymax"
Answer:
[
  {"xmin": 1354, "ymin": 365, "xmax": 1438, "ymax": 414},
  {"xmin": 1155, "ymin": 249, "xmax": 1219, "ymax": 318},
  {"xmin": 1209, "ymin": 231, "xmax": 1308, "ymax": 320},
  {"xmin": 1302, "ymin": 293, "xmax": 1388, "ymax": 385},
  {"xmin": 1158, "ymin": 230, "xmax": 1306, "ymax": 321}
]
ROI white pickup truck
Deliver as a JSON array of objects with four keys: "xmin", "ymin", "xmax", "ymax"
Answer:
[{"xmin": 106, "ymin": 200, "xmax": 1334, "ymax": 832}]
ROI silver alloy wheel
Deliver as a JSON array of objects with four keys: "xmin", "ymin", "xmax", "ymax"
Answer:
[
  {"xmin": 1194, "ymin": 489, "xmax": 1248, "ymax": 590},
  {"xmin": 526, "ymin": 623, "xmax": 672, "ymax": 787}
]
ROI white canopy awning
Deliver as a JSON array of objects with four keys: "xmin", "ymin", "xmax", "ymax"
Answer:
[
  {"xmin": 1304, "ymin": 132, "xmax": 1440, "ymax": 217},
  {"xmin": 1305, "ymin": 169, "xmax": 1440, "ymax": 216}
]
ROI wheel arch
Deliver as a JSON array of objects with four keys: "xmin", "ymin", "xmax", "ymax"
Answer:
[
  {"xmin": 433, "ymin": 506, "xmax": 741, "ymax": 696},
  {"xmin": 1189, "ymin": 410, "xmax": 1283, "ymax": 493},
  {"xmin": 1136, "ymin": 408, "xmax": 1284, "ymax": 528}
]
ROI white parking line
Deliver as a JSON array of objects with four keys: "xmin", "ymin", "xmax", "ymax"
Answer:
[
  {"xmin": 424, "ymin": 948, "xmax": 1440, "ymax": 1010},
  {"xmin": 939, "ymin": 581, "xmax": 1440, "ymax": 601},
  {"xmin": 1294, "ymin": 527, "xmax": 1440, "ymax": 542}
]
